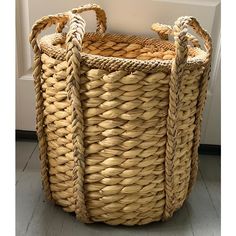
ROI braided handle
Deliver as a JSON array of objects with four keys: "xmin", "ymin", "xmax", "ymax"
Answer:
[
  {"xmin": 56, "ymin": 4, "xmax": 107, "ymax": 34},
  {"xmin": 30, "ymin": 4, "xmax": 107, "ymax": 51},
  {"xmin": 29, "ymin": 12, "xmax": 69, "ymax": 202},
  {"xmin": 151, "ymin": 22, "xmax": 201, "ymax": 48},
  {"xmin": 173, "ymin": 16, "xmax": 212, "ymax": 63},
  {"xmin": 71, "ymin": 3, "xmax": 107, "ymax": 33},
  {"xmin": 164, "ymin": 16, "xmax": 212, "ymax": 219},
  {"xmin": 151, "ymin": 23, "xmax": 172, "ymax": 40},
  {"xmin": 30, "ymin": 13, "xmax": 69, "ymax": 52},
  {"xmin": 30, "ymin": 11, "xmax": 91, "ymax": 222}
]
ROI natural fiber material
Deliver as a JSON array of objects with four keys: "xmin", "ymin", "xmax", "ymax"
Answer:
[{"xmin": 29, "ymin": 4, "xmax": 212, "ymax": 225}]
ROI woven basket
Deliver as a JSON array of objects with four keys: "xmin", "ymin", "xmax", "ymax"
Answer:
[{"xmin": 29, "ymin": 4, "xmax": 212, "ymax": 225}]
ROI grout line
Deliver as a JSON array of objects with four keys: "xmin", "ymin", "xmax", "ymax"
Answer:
[
  {"xmin": 25, "ymin": 192, "xmax": 42, "ymax": 235},
  {"xmin": 22, "ymin": 142, "xmax": 38, "ymax": 172},
  {"xmin": 16, "ymin": 142, "xmax": 38, "ymax": 185},
  {"xmin": 184, "ymin": 204, "xmax": 195, "ymax": 236},
  {"xmin": 59, "ymin": 218, "xmax": 65, "ymax": 235},
  {"xmin": 198, "ymin": 168, "xmax": 220, "ymax": 219}
]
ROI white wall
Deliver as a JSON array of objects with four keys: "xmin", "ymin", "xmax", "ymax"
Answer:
[{"xmin": 16, "ymin": 0, "xmax": 221, "ymax": 145}]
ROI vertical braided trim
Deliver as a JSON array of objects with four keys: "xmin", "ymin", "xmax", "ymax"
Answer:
[
  {"xmin": 181, "ymin": 17, "xmax": 212, "ymax": 195},
  {"xmin": 31, "ymin": 50, "xmax": 52, "ymax": 200},
  {"xmin": 187, "ymin": 63, "xmax": 211, "ymax": 195},
  {"xmin": 163, "ymin": 22, "xmax": 188, "ymax": 220},
  {"xmin": 29, "ymin": 15, "xmax": 68, "ymax": 200},
  {"xmin": 65, "ymin": 13, "xmax": 91, "ymax": 223},
  {"xmin": 163, "ymin": 16, "xmax": 212, "ymax": 219}
]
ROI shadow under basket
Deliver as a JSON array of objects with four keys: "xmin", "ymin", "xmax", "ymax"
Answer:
[{"xmin": 29, "ymin": 4, "xmax": 212, "ymax": 225}]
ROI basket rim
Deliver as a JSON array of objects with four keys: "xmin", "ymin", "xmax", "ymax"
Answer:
[{"xmin": 39, "ymin": 32, "xmax": 207, "ymax": 73}]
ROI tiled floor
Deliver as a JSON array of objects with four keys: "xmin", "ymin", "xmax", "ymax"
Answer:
[{"xmin": 16, "ymin": 140, "xmax": 221, "ymax": 236}]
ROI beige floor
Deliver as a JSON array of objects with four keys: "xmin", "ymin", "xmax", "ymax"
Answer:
[{"xmin": 16, "ymin": 140, "xmax": 221, "ymax": 236}]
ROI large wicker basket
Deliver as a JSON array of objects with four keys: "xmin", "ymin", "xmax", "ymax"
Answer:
[{"xmin": 29, "ymin": 4, "xmax": 212, "ymax": 225}]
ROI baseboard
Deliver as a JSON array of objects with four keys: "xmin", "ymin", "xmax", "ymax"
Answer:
[
  {"xmin": 198, "ymin": 144, "xmax": 221, "ymax": 156},
  {"xmin": 16, "ymin": 130, "xmax": 221, "ymax": 156},
  {"xmin": 16, "ymin": 130, "xmax": 38, "ymax": 140}
]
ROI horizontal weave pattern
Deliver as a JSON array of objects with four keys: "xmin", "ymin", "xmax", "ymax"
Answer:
[
  {"xmin": 41, "ymin": 52, "xmax": 203, "ymax": 225},
  {"xmin": 81, "ymin": 68, "xmax": 169, "ymax": 225}
]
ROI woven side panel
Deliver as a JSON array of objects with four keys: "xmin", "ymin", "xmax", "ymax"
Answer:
[
  {"xmin": 40, "ymin": 51, "xmax": 205, "ymax": 225},
  {"xmin": 171, "ymin": 67, "xmax": 204, "ymax": 211},
  {"xmin": 41, "ymin": 54, "xmax": 76, "ymax": 212},
  {"xmin": 80, "ymin": 68, "xmax": 170, "ymax": 225}
]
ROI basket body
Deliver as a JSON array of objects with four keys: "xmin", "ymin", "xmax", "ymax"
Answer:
[{"xmin": 30, "ymin": 4, "xmax": 212, "ymax": 225}]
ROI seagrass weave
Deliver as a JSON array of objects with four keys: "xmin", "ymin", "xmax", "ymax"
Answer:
[{"xmin": 29, "ymin": 4, "xmax": 212, "ymax": 225}]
